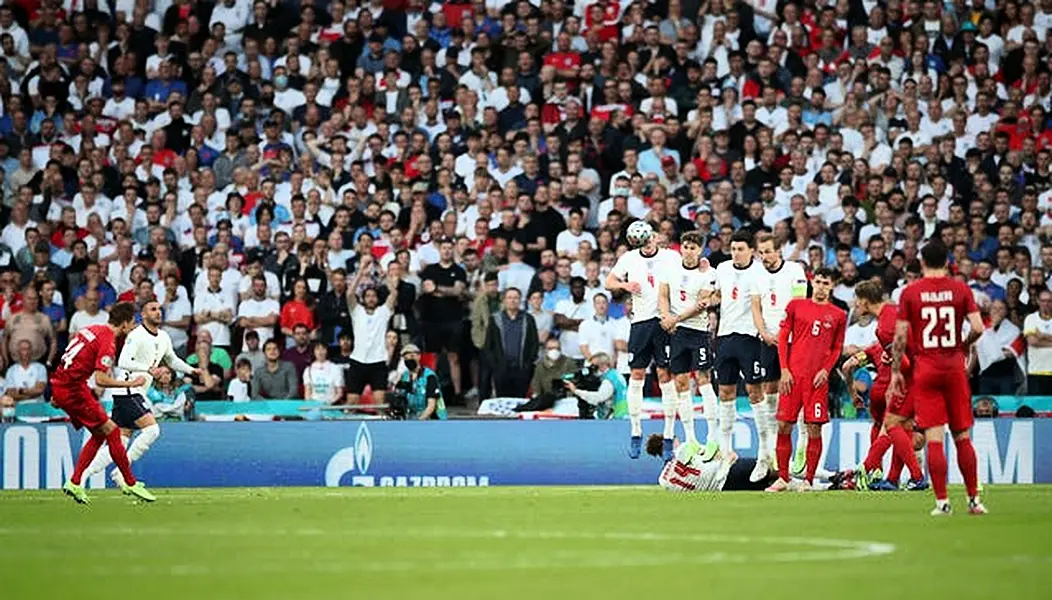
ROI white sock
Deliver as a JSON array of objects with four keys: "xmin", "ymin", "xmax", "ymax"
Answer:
[
  {"xmin": 677, "ymin": 390, "xmax": 698, "ymax": 444},
  {"xmin": 915, "ymin": 449, "xmax": 926, "ymax": 475},
  {"xmin": 719, "ymin": 401, "xmax": 736, "ymax": 453},
  {"xmin": 752, "ymin": 401, "xmax": 771, "ymax": 459},
  {"xmin": 764, "ymin": 393, "xmax": 779, "ymax": 445},
  {"xmin": 628, "ymin": 378, "xmax": 644, "ymax": 437},
  {"xmin": 660, "ymin": 380, "xmax": 678, "ymax": 439},
  {"xmin": 127, "ymin": 424, "xmax": 160, "ymax": 462},
  {"xmin": 700, "ymin": 384, "xmax": 719, "ymax": 444},
  {"xmin": 796, "ymin": 410, "xmax": 808, "ymax": 454}
]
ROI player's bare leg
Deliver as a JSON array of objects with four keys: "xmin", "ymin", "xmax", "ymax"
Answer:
[
  {"xmin": 694, "ymin": 371, "xmax": 720, "ymax": 459},
  {"xmin": 658, "ymin": 367, "xmax": 678, "ymax": 460},
  {"xmin": 747, "ymin": 383, "xmax": 772, "ymax": 482},
  {"xmin": 952, "ymin": 428, "xmax": 986, "ymax": 514},
  {"xmin": 627, "ymin": 369, "xmax": 647, "ymax": 458},
  {"xmin": 673, "ymin": 373, "xmax": 699, "ymax": 447},
  {"xmin": 717, "ymin": 383, "xmax": 738, "ymax": 462}
]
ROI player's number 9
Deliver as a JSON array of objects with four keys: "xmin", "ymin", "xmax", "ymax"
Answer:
[{"xmin": 920, "ymin": 306, "xmax": 957, "ymax": 349}]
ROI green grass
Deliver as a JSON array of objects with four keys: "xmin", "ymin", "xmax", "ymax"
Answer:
[{"xmin": 1, "ymin": 486, "xmax": 1050, "ymax": 600}]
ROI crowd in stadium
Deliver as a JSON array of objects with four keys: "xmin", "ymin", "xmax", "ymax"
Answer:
[{"xmin": 0, "ymin": 0, "xmax": 1051, "ymax": 421}]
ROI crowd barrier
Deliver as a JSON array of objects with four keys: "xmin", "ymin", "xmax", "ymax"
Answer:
[{"xmin": 0, "ymin": 419, "xmax": 1041, "ymax": 490}]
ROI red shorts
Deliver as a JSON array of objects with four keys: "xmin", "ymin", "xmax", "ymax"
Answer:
[
  {"xmin": 50, "ymin": 384, "xmax": 108, "ymax": 430},
  {"xmin": 777, "ymin": 378, "xmax": 829, "ymax": 424},
  {"xmin": 887, "ymin": 387, "xmax": 914, "ymax": 419},
  {"xmin": 911, "ymin": 362, "xmax": 972, "ymax": 432}
]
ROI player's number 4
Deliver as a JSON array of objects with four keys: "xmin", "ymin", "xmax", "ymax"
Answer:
[
  {"xmin": 60, "ymin": 340, "xmax": 84, "ymax": 369},
  {"xmin": 920, "ymin": 306, "xmax": 957, "ymax": 349}
]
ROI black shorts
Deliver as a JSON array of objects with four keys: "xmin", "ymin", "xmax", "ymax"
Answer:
[
  {"xmin": 627, "ymin": 318, "xmax": 670, "ymax": 370},
  {"xmin": 722, "ymin": 458, "xmax": 777, "ymax": 491},
  {"xmin": 669, "ymin": 328, "xmax": 712, "ymax": 375},
  {"xmin": 758, "ymin": 341, "xmax": 781, "ymax": 382},
  {"xmin": 713, "ymin": 333, "xmax": 763, "ymax": 386},
  {"xmin": 112, "ymin": 393, "xmax": 151, "ymax": 429},
  {"xmin": 346, "ymin": 360, "xmax": 389, "ymax": 394},
  {"xmin": 423, "ymin": 320, "xmax": 463, "ymax": 353}
]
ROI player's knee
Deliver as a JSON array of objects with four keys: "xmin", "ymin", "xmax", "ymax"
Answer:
[
  {"xmin": 140, "ymin": 423, "xmax": 161, "ymax": 444},
  {"xmin": 629, "ymin": 370, "xmax": 646, "ymax": 381},
  {"xmin": 951, "ymin": 429, "xmax": 970, "ymax": 442},
  {"xmin": 805, "ymin": 423, "xmax": 822, "ymax": 438},
  {"xmin": 777, "ymin": 421, "xmax": 794, "ymax": 435},
  {"xmin": 673, "ymin": 374, "xmax": 689, "ymax": 392}
]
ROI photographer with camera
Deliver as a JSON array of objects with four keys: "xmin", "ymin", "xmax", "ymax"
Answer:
[
  {"xmin": 392, "ymin": 344, "xmax": 447, "ymax": 420},
  {"xmin": 564, "ymin": 353, "xmax": 627, "ymax": 420}
]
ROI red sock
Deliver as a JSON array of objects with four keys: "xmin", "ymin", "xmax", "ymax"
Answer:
[
  {"xmin": 927, "ymin": 440, "xmax": 948, "ymax": 501},
  {"xmin": 888, "ymin": 426, "xmax": 923, "ymax": 481},
  {"xmin": 71, "ymin": 434, "xmax": 105, "ymax": 485},
  {"xmin": 106, "ymin": 428, "xmax": 137, "ymax": 486},
  {"xmin": 955, "ymin": 437, "xmax": 979, "ymax": 498},
  {"xmin": 804, "ymin": 436, "xmax": 822, "ymax": 483},
  {"xmin": 863, "ymin": 434, "xmax": 892, "ymax": 473},
  {"xmin": 776, "ymin": 432, "xmax": 792, "ymax": 481},
  {"xmin": 887, "ymin": 452, "xmax": 903, "ymax": 484},
  {"xmin": 870, "ymin": 423, "xmax": 881, "ymax": 444}
]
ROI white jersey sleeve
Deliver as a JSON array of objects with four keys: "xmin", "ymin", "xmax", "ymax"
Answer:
[
  {"xmin": 657, "ymin": 445, "xmax": 728, "ymax": 492},
  {"xmin": 758, "ymin": 260, "xmax": 809, "ymax": 336},
  {"xmin": 115, "ymin": 326, "xmax": 167, "ymax": 396},
  {"xmin": 715, "ymin": 260, "xmax": 763, "ymax": 337}
]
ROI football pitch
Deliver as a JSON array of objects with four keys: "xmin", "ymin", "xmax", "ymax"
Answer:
[{"xmin": 1, "ymin": 486, "xmax": 1049, "ymax": 600}]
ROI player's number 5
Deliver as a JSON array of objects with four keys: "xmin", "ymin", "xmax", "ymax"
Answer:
[{"xmin": 920, "ymin": 306, "xmax": 957, "ymax": 349}]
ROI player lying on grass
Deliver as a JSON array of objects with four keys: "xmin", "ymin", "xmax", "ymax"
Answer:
[
  {"xmin": 646, "ymin": 435, "xmax": 860, "ymax": 492},
  {"xmin": 50, "ymin": 302, "xmax": 157, "ymax": 504}
]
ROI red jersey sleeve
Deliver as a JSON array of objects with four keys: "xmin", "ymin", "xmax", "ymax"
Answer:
[
  {"xmin": 824, "ymin": 310, "xmax": 847, "ymax": 373},
  {"xmin": 94, "ymin": 328, "xmax": 116, "ymax": 374},
  {"xmin": 778, "ymin": 300, "xmax": 795, "ymax": 367},
  {"xmin": 961, "ymin": 281, "xmax": 979, "ymax": 315}
]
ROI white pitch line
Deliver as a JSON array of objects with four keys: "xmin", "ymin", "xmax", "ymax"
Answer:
[{"xmin": 0, "ymin": 527, "xmax": 896, "ymax": 571}]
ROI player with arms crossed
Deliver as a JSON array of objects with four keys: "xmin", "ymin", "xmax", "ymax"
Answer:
[
  {"xmin": 753, "ymin": 232, "xmax": 809, "ymax": 481},
  {"xmin": 50, "ymin": 302, "xmax": 155, "ymax": 504},
  {"xmin": 80, "ymin": 300, "xmax": 205, "ymax": 488},
  {"xmin": 710, "ymin": 231, "xmax": 767, "ymax": 465},
  {"xmin": 606, "ymin": 221, "xmax": 682, "ymax": 459},
  {"xmin": 658, "ymin": 231, "xmax": 719, "ymax": 458},
  {"xmin": 841, "ymin": 281, "xmax": 927, "ymax": 491},
  {"xmin": 891, "ymin": 242, "xmax": 987, "ymax": 515},
  {"xmin": 767, "ymin": 268, "xmax": 846, "ymax": 492}
]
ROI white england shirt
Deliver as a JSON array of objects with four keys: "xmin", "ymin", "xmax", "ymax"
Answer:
[
  {"xmin": 658, "ymin": 444, "xmax": 733, "ymax": 492},
  {"xmin": 611, "ymin": 248, "xmax": 681, "ymax": 324},
  {"xmin": 758, "ymin": 260, "xmax": 809, "ymax": 337},
  {"xmin": 115, "ymin": 325, "xmax": 195, "ymax": 397},
  {"xmin": 1023, "ymin": 312, "xmax": 1052, "ymax": 375},
  {"xmin": 661, "ymin": 260, "xmax": 717, "ymax": 332},
  {"xmin": 714, "ymin": 259, "xmax": 765, "ymax": 337}
]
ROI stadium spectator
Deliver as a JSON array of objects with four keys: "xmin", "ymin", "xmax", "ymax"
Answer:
[
  {"xmin": 69, "ymin": 289, "xmax": 108, "ymax": 336},
  {"xmin": 5, "ymin": 285, "xmax": 55, "ymax": 366},
  {"xmin": 484, "ymin": 287, "xmax": 539, "ymax": 398},
  {"xmin": 4, "ymin": 339, "xmax": 47, "ymax": 403},
  {"xmin": 521, "ymin": 336, "xmax": 577, "ymax": 412},
  {"xmin": 148, "ymin": 365, "xmax": 193, "ymax": 420},
  {"xmin": 252, "ymin": 339, "xmax": 300, "ymax": 401},
  {"xmin": 566, "ymin": 352, "xmax": 626, "ymax": 419},
  {"xmin": 188, "ymin": 337, "xmax": 227, "ymax": 402}
]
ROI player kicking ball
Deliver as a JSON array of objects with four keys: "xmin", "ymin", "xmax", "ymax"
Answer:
[
  {"xmin": 49, "ymin": 302, "xmax": 156, "ymax": 504},
  {"xmin": 890, "ymin": 242, "xmax": 987, "ymax": 516},
  {"xmin": 766, "ymin": 269, "xmax": 846, "ymax": 492},
  {"xmin": 81, "ymin": 300, "xmax": 206, "ymax": 491},
  {"xmin": 841, "ymin": 281, "xmax": 927, "ymax": 491},
  {"xmin": 657, "ymin": 231, "xmax": 719, "ymax": 460},
  {"xmin": 606, "ymin": 221, "xmax": 682, "ymax": 460}
]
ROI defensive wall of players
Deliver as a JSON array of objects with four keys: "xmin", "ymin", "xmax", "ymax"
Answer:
[{"xmin": 0, "ymin": 417, "xmax": 1041, "ymax": 489}]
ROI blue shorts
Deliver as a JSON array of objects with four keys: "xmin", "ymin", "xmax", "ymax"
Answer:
[
  {"xmin": 627, "ymin": 318, "xmax": 670, "ymax": 370},
  {"xmin": 112, "ymin": 393, "xmax": 151, "ymax": 429},
  {"xmin": 758, "ymin": 341, "xmax": 781, "ymax": 382},
  {"xmin": 714, "ymin": 334, "xmax": 763, "ymax": 386},
  {"xmin": 669, "ymin": 327, "xmax": 711, "ymax": 375}
]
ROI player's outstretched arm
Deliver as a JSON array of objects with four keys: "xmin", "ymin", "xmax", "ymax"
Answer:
[
  {"xmin": 163, "ymin": 342, "xmax": 196, "ymax": 376},
  {"xmin": 964, "ymin": 311, "xmax": 986, "ymax": 347}
]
